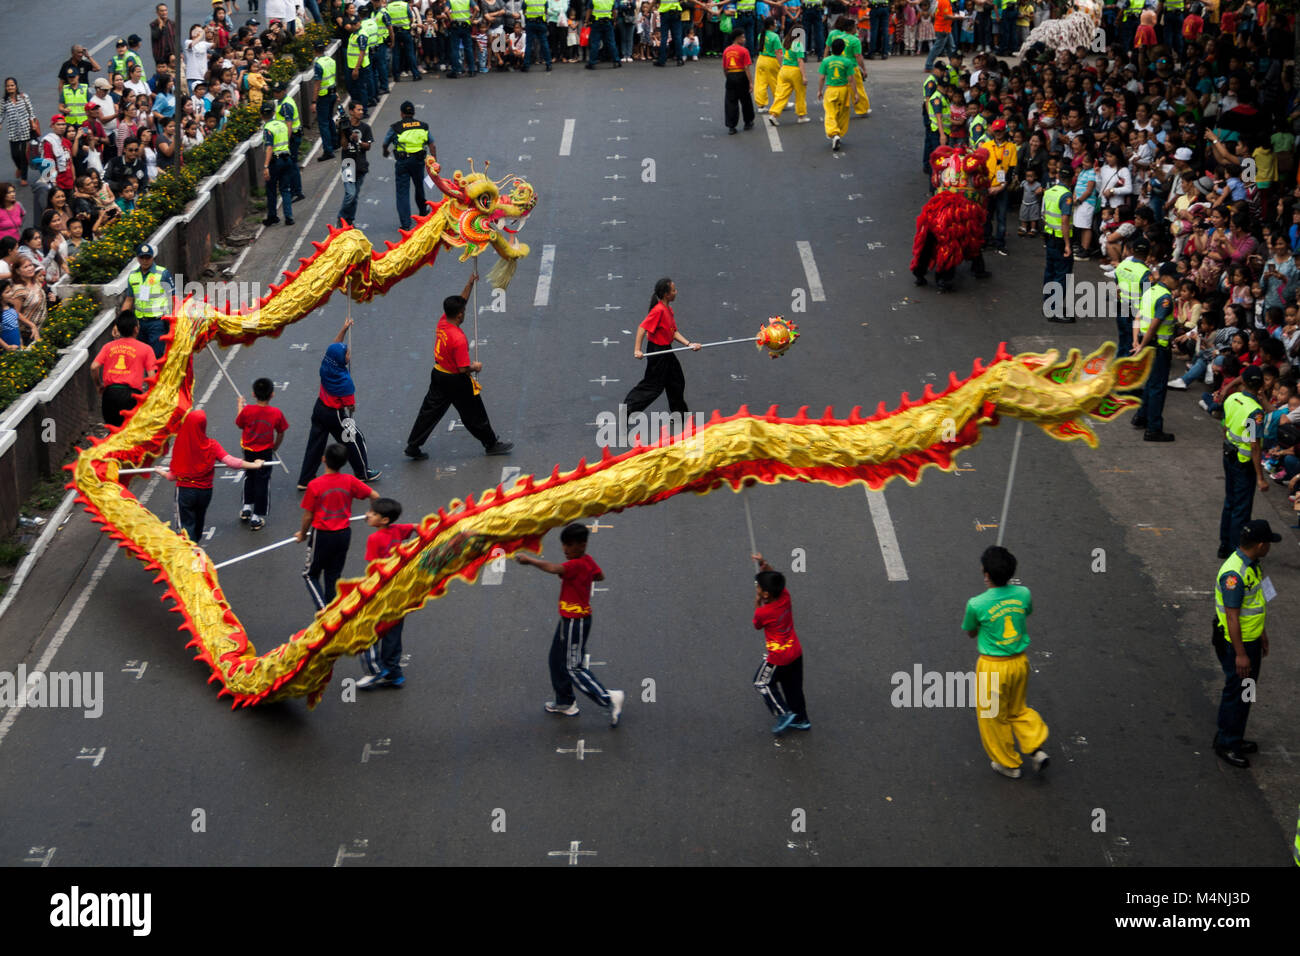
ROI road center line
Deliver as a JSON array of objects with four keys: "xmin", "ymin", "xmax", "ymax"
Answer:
[
  {"xmin": 764, "ymin": 118, "xmax": 783, "ymax": 153},
  {"xmin": 86, "ymin": 34, "xmax": 118, "ymax": 57},
  {"xmin": 795, "ymin": 241, "xmax": 825, "ymax": 301},
  {"xmin": 559, "ymin": 118, "xmax": 576, "ymax": 156},
  {"xmin": 865, "ymin": 488, "xmax": 909, "ymax": 582},
  {"xmin": 533, "ymin": 244, "xmax": 555, "ymax": 307}
]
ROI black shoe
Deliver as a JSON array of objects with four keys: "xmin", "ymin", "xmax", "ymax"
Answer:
[
  {"xmin": 1239, "ymin": 740, "xmax": 1259, "ymax": 754},
  {"xmin": 284, "ymin": 217, "xmax": 295, "ymax": 225},
  {"xmin": 614, "ymin": 61, "xmax": 622, "ymax": 68},
  {"xmin": 972, "ymin": 270, "xmax": 992, "ymax": 279},
  {"xmin": 653, "ymin": 60, "xmax": 666, "ymax": 67},
  {"xmin": 1045, "ymin": 315, "xmax": 1075, "ymax": 323},
  {"xmin": 365, "ymin": 469, "xmax": 383, "ymax": 482},
  {"xmin": 545, "ymin": 64, "xmax": 552, "ymax": 71},
  {"xmin": 728, "ymin": 127, "xmax": 738, "ymax": 134},
  {"xmin": 1217, "ymin": 545, "xmax": 1233, "ymax": 559},
  {"xmin": 1144, "ymin": 430, "xmax": 1175, "ymax": 442},
  {"xmin": 262, "ymin": 216, "xmax": 280, "ymax": 226},
  {"xmin": 404, "ymin": 446, "xmax": 429, "ymax": 461},
  {"xmin": 485, "ymin": 440, "xmax": 514, "ymax": 456},
  {"xmin": 1214, "ymin": 746, "xmax": 1250, "ymax": 768},
  {"xmin": 1130, "ymin": 417, "xmax": 1147, "ymax": 429},
  {"xmin": 585, "ymin": 63, "xmax": 595, "ymax": 69},
  {"xmin": 743, "ymin": 122, "xmax": 753, "ymax": 130},
  {"xmin": 447, "ymin": 72, "xmax": 460, "ymax": 78},
  {"xmin": 913, "ymin": 273, "xmax": 928, "ymax": 287},
  {"xmin": 318, "ymin": 153, "xmax": 335, "ymax": 162},
  {"xmin": 677, "ymin": 58, "xmax": 684, "ymax": 65},
  {"xmin": 413, "ymin": 73, "xmax": 423, "ymax": 80},
  {"xmin": 521, "ymin": 67, "xmax": 530, "ymax": 72},
  {"xmin": 292, "ymin": 194, "xmax": 306, "ymax": 202}
]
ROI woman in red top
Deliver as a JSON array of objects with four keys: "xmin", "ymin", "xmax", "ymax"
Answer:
[
  {"xmin": 154, "ymin": 408, "xmax": 267, "ymax": 543},
  {"xmin": 296, "ymin": 318, "xmax": 380, "ymax": 490},
  {"xmin": 622, "ymin": 277, "xmax": 701, "ymax": 417}
]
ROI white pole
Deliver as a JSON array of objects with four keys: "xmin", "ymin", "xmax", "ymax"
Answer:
[
  {"xmin": 995, "ymin": 422, "xmax": 1024, "ymax": 548},
  {"xmin": 743, "ymin": 492, "xmax": 758, "ymax": 561},
  {"xmin": 641, "ymin": 337, "xmax": 755, "ymax": 357},
  {"xmin": 213, "ymin": 513, "xmax": 366, "ymax": 569}
]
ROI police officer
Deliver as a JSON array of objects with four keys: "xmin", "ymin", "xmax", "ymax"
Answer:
[
  {"xmin": 1162, "ymin": 0, "xmax": 1185, "ymax": 56},
  {"xmin": 1121, "ymin": 0, "xmax": 1144, "ymax": 51},
  {"xmin": 1041, "ymin": 172, "xmax": 1073, "ymax": 321},
  {"xmin": 1112, "ymin": 236, "xmax": 1150, "ymax": 358},
  {"xmin": 734, "ymin": 0, "xmax": 759, "ymax": 55},
  {"xmin": 1212, "ymin": 518, "xmax": 1279, "ymax": 769},
  {"xmin": 802, "ymin": 1, "xmax": 826, "ymax": 61},
  {"xmin": 121, "ymin": 244, "xmax": 176, "ymax": 359},
  {"xmin": 261, "ymin": 102, "xmax": 298, "ymax": 227},
  {"xmin": 1132, "ymin": 262, "xmax": 1178, "ymax": 442},
  {"xmin": 344, "ymin": 14, "xmax": 374, "ymax": 110},
  {"xmin": 1219, "ymin": 365, "xmax": 1269, "ymax": 559},
  {"xmin": 999, "ymin": 0, "xmax": 1018, "ymax": 55},
  {"xmin": 867, "ymin": 0, "xmax": 890, "ymax": 60},
  {"xmin": 312, "ymin": 40, "xmax": 338, "ymax": 162},
  {"xmin": 382, "ymin": 101, "xmax": 434, "ymax": 231},
  {"xmin": 270, "ymin": 81, "xmax": 305, "ymax": 201},
  {"xmin": 365, "ymin": 0, "xmax": 394, "ymax": 97},
  {"xmin": 446, "ymin": 0, "xmax": 480, "ymax": 78},
  {"xmin": 922, "ymin": 63, "xmax": 947, "ymax": 173},
  {"xmin": 59, "ymin": 67, "xmax": 90, "ymax": 132},
  {"xmin": 110, "ymin": 38, "xmax": 144, "ymax": 82},
  {"xmin": 655, "ymin": 0, "xmax": 685, "ymax": 67},
  {"xmin": 388, "ymin": 0, "xmax": 423, "ymax": 80},
  {"xmin": 522, "ymin": 0, "xmax": 552, "ymax": 72},
  {"xmin": 587, "ymin": 0, "xmax": 621, "ymax": 69}
]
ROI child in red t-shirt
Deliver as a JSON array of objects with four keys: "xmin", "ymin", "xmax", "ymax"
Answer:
[
  {"xmin": 516, "ymin": 522, "xmax": 625, "ymax": 726},
  {"xmin": 295, "ymin": 443, "xmax": 380, "ymax": 610},
  {"xmin": 357, "ymin": 497, "xmax": 418, "ymax": 689},
  {"xmin": 752, "ymin": 553, "xmax": 808, "ymax": 734},
  {"xmin": 235, "ymin": 377, "xmax": 289, "ymax": 531}
]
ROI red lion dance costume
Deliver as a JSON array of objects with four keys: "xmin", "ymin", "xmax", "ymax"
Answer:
[{"xmin": 910, "ymin": 145, "xmax": 993, "ymax": 292}]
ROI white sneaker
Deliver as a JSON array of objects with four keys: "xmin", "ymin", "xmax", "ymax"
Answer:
[
  {"xmin": 767, "ymin": 112, "xmax": 779, "ymax": 126},
  {"xmin": 1030, "ymin": 749, "xmax": 1050, "ymax": 773},
  {"xmin": 609, "ymin": 689, "xmax": 625, "ymax": 727},
  {"xmin": 545, "ymin": 700, "xmax": 579, "ymax": 716},
  {"xmin": 831, "ymin": 135, "xmax": 841, "ymax": 151},
  {"xmin": 991, "ymin": 760, "xmax": 1022, "ymax": 779},
  {"xmin": 1167, "ymin": 378, "xmax": 1188, "ymax": 390},
  {"xmin": 239, "ymin": 505, "xmax": 253, "ymax": 522},
  {"xmin": 796, "ymin": 116, "xmax": 810, "ymax": 123},
  {"xmin": 866, "ymin": 108, "xmax": 873, "ymax": 115}
]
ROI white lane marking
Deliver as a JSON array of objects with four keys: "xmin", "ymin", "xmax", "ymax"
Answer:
[
  {"xmin": 533, "ymin": 244, "xmax": 555, "ymax": 307},
  {"xmin": 0, "ymin": 347, "xmax": 238, "ymax": 750},
  {"xmin": 559, "ymin": 118, "xmax": 576, "ymax": 156},
  {"xmin": 795, "ymin": 241, "xmax": 825, "ymax": 301},
  {"xmin": 86, "ymin": 34, "xmax": 118, "ymax": 57},
  {"xmin": 0, "ymin": 492, "xmax": 78, "ymax": 623},
  {"xmin": 995, "ymin": 421, "xmax": 1024, "ymax": 548},
  {"xmin": 865, "ymin": 489, "xmax": 909, "ymax": 582},
  {"xmin": 764, "ymin": 118, "xmax": 783, "ymax": 153}
]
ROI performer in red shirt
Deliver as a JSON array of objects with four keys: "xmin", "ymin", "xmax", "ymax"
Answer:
[
  {"xmin": 751, "ymin": 553, "xmax": 809, "ymax": 734},
  {"xmin": 622, "ymin": 277, "xmax": 701, "ymax": 417},
  {"xmin": 235, "ymin": 377, "xmax": 289, "ymax": 530},
  {"xmin": 357, "ymin": 496, "xmax": 418, "ymax": 689},
  {"xmin": 90, "ymin": 312, "xmax": 157, "ymax": 426},
  {"xmin": 296, "ymin": 443, "xmax": 380, "ymax": 610},
  {"xmin": 404, "ymin": 270, "xmax": 514, "ymax": 460},
  {"xmin": 722, "ymin": 30, "xmax": 755, "ymax": 134}
]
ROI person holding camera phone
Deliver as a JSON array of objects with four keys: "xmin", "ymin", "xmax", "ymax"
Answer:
[{"xmin": 336, "ymin": 100, "xmax": 372, "ymax": 228}]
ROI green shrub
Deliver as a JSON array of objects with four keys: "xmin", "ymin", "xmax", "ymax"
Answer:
[{"xmin": 0, "ymin": 295, "xmax": 104, "ymax": 413}]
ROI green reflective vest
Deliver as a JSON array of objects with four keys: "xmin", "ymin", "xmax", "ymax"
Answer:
[
  {"xmin": 525, "ymin": 0, "xmax": 546, "ymax": 16},
  {"xmin": 277, "ymin": 95, "xmax": 300, "ymax": 132},
  {"xmin": 110, "ymin": 53, "xmax": 143, "ymax": 79},
  {"xmin": 968, "ymin": 114, "xmax": 989, "ymax": 147},
  {"xmin": 1125, "ymin": 0, "xmax": 1144, "ymax": 18},
  {"xmin": 60, "ymin": 84, "xmax": 88, "ymax": 125},
  {"xmin": 369, "ymin": 10, "xmax": 390, "ymax": 41},
  {"xmin": 1137, "ymin": 284, "xmax": 1175, "ymax": 347},
  {"xmin": 736, "ymin": 0, "xmax": 756, "ymax": 12},
  {"xmin": 129, "ymin": 266, "xmax": 170, "ymax": 319},
  {"xmin": 1043, "ymin": 185, "xmax": 1069, "ymax": 238},
  {"xmin": 1165, "ymin": 0, "xmax": 1184, "ymax": 9},
  {"xmin": 659, "ymin": 1, "xmax": 682, "ymax": 13},
  {"xmin": 925, "ymin": 92, "xmax": 947, "ymax": 133},
  {"xmin": 389, "ymin": 0, "xmax": 412, "ymax": 29},
  {"xmin": 923, "ymin": 74, "xmax": 938, "ymax": 100},
  {"xmin": 315, "ymin": 56, "xmax": 337, "ymax": 95},
  {"xmin": 450, "ymin": 0, "xmax": 473, "ymax": 23},
  {"xmin": 264, "ymin": 118, "xmax": 290, "ymax": 156},
  {"xmin": 347, "ymin": 31, "xmax": 367, "ymax": 67},
  {"xmin": 1214, "ymin": 550, "xmax": 1266, "ymax": 643},
  {"xmin": 1114, "ymin": 258, "xmax": 1150, "ymax": 317},
  {"xmin": 394, "ymin": 119, "xmax": 429, "ymax": 153},
  {"xmin": 593, "ymin": 0, "xmax": 614, "ymax": 18},
  {"xmin": 1223, "ymin": 392, "xmax": 1263, "ymax": 464}
]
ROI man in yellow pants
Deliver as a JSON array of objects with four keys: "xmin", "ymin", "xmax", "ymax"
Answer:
[
  {"xmin": 817, "ymin": 37, "xmax": 856, "ymax": 152},
  {"xmin": 753, "ymin": 17, "xmax": 782, "ymax": 112},
  {"xmin": 767, "ymin": 28, "xmax": 809, "ymax": 124},
  {"xmin": 961, "ymin": 545, "xmax": 1050, "ymax": 779}
]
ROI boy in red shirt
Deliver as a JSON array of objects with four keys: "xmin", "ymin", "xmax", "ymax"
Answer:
[
  {"xmin": 752, "ymin": 553, "xmax": 809, "ymax": 734},
  {"xmin": 357, "ymin": 497, "xmax": 417, "ymax": 689},
  {"xmin": 295, "ymin": 443, "xmax": 380, "ymax": 610},
  {"xmin": 235, "ymin": 377, "xmax": 288, "ymax": 531},
  {"xmin": 516, "ymin": 522, "xmax": 625, "ymax": 726},
  {"xmin": 91, "ymin": 312, "xmax": 157, "ymax": 426},
  {"xmin": 721, "ymin": 31, "xmax": 755, "ymax": 134}
]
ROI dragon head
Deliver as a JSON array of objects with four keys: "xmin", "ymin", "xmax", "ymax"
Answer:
[{"xmin": 426, "ymin": 160, "xmax": 537, "ymax": 283}]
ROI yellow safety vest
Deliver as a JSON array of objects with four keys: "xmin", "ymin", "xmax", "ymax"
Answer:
[
  {"xmin": 1223, "ymin": 392, "xmax": 1262, "ymax": 464},
  {"xmin": 389, "ymin": 0, "xmax": 412, "ymax": 29},
  {"xmin": 394, "ymin": 120, "xmax": 429, "ymax": 154},
  {"xmin": 369, "ymin": 10, "xmax": 390, "ymax": 41},
  {"xmin": 1165, "ymin": 0, "xmax": 1184, "ymax": 9},
  {"xmin": 1214, "ymin": 551, "xmax": 1266, "ymax": 643},
  {"xmin": 593, "ymin": 0, "xmax": 614, "ymax": 18},
  {"xmin": 450, "ymin": 0, "xmax": 473, "ymax": 23},
  {"xmin": 129, "ymin": 266, "xmax": 169, "ymax": 319},
  {"xmin": 315, "ymin": 56, "xmax": 337, "ymax": 95},
  {"xmin": 264, "ymin": 117, "xmax": 290, "ymax": 156},
  {"xmin": 1137, "ymin": 284, "xmax": 1175, "ymax": 347},
  {"xmin": 659, "ymin": 1, "xmax": 682, "ymax": 12},
  {"xmin": 736, "ymin": 0, "xmax": 756, "ymax": 12},
  {"xmin": 1043, "ymin": 185, "xmax": 1069, "ymax": 238},
  {"xmin": 277, "ymin": 95, "xmax": 300, "ymax": 132},
  {"xmin": 1114, "ymin": 257, "xmax": 1150, "ymax": 317},
  {"xmin": 347, "ymin": 31, "xmax": 365, "ymax": 67},
  {"xmin": 1125, "ymin": 0, "xmax": 1144, "ymax": 18},
  {"xmin": 60, "ymin": 84, "xmax": 89, "ymax": 125},
  {"xmin": 525, "ymin": 0, "xmax": 546, "ymax": 16}
]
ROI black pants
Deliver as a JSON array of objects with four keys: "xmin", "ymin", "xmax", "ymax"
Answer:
[
  {"xmin": 298, "ymin": 398, "xmax": 371, "ymax": 486},
  {"xmin": 241, "ymin": 445, "xmax": 273, "ymax": 516},
  {"xmin": 623, "ymin": 344, "xmax": 687, "ymax": 414},
  {"xmin": 1213, "ymin": 633, "xmax": 1263, "ymax": 750},
  {"xmin": 174, "ymin": 486, "xmax": 213, "ymax": 544},
  {"xmin": 101, "ymin": 383, "xmax": 142, "ymax": 427},
  {"xmin": 304, "ymin": 525, "xmax": 351, "ymax": 610},
  {"xmin": 9, "ymin": 139, "xmax": 29, "ymax": 181},
  {"xmin": 362, "ymin": 619, "xmax": 405, "ymax": 677},
  {"xmin": 724, "ymin": 71, "xmax": 754, "ymax": 131},
  {"xmin": 753, "ymin": 654, "xmax": 807, "ymax": 721},
  {"xmin": 548, "ymin": 616, "xmax": 611, "ymax": 708},
  {"xmin": 406, "ymin": 368, "xmax": 498, "ymax": 452}
]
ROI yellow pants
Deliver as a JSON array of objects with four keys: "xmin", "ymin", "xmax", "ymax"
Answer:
[
  {"xmin": 976, "ymin": 653, "xmax": 1048, "ymax": 769},
  {"xmin": 754, "ymin": 55, "xmax": 780, "ymax": 109},
  {"xmin": 852, "ymin": 69, "xmax": 870, "ymax": 115},
  {"xmin": 770, "ymin": 65, "xmax": 806, "ymax": 117},
  {"xmin": 823, "ymin": 84, "xmax": 851, "ymax": 139}
]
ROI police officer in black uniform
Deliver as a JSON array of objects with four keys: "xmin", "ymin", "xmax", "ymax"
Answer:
[{"xmin": 381, "ymin": 100, "xmax": 435, "ymax": 231}]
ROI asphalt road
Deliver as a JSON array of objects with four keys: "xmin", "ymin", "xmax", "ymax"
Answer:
[{"xmin": 0, "ymin": 55, "xmax": 1289, "ymax": 867}]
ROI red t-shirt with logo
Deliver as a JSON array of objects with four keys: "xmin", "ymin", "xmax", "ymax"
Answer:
[
  {"xmin": 723, "ymin": 43, "xmax": 751, "ymax": 73},
  {"xmin": 94, "ymin": 337, "xmax": 157, "ymax": 389},
  {"xmin": 558, "ymin": 553, "xmax": 602, "ymax": 618},
  {"xmin": 235, "ymin": 403, "xmax": 289, "ymax": 453},
  {"xmin": 434, "ymin": 315, "xmax": 471, "ymax": 372},
  {"xmin": 302, "ymin": 473, "xmax": 373, "ymax": 530},
  {"xmin": 365, "ymin": 523, "xmax": 417, "ymax": 562},
  {"xmin": 639, "ymin": 302, "xmax": 678, "ymax": 347},
  {"xmin": 753, "ymin": 590, "xmax": 802, "ymax": 665}
]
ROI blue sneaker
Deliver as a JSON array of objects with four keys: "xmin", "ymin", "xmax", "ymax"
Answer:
[
  {"xmin": 388, "ymin": 675, "xmax": 405, "ymax": 688},
  {"xmin": 356, "ymin": 671, "xmax": 388, "ymax": 690},
  {"xmin": 790, "ymin": 720, "xmax": 811, "ymax": 731},
  {"xmin": 772, "ymin": 712, "xmax": 798, "ymax": 735}
]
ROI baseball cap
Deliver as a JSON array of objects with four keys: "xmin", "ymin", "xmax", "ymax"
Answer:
[
  {"xmin": 94, "ymin": 77, "xmax": 110, "ymax": 89},
  {"xmin": 86, "ymin": 102, "xmax": 100, "ymax": 112},
  {"xmin": 137, "ymin": 243, "xmax": 156, "ymax": 258},
  {"xmin": 1174, "ymin": 147, "xmax": 1193, "ymax": 161},
  {"xmin": 1241, "ymin": 365, "xmax": 1264, "ymax": 388},
  {"xmin": 50, "ymin": 114, "xmax": 66, "ymax": 124},
  {"xmin": 116, "ymin": 37, "xmax": 127, "ymax": 46},
  {"xmin": 991, "ymin": 119, "xmax": 1007, "ymax": 131},
  {"xmin": 400, "ymin": 100, "xmax": 415, "ymax": 113},
  {"xmin": 246, "ymin": 17, "xmax": 261, "ymax": 26},
  {"xmin": 1240, "ymin": 519, "xmax": 1282, "ymax": 545},
  {"xmin": 314, "ymin": 40, "xmax": 326, "ymax": 51},
  {"xmin": 63, "ymin": 66, "xmax": 77, "ymax": 78},
  {"xmin": 128, "ymin": 33, "xmax": 142, "ymax": 44},
  {"xmin": 1157, "ymin": 262, "xmax": 1178, "ymax": 278}
]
